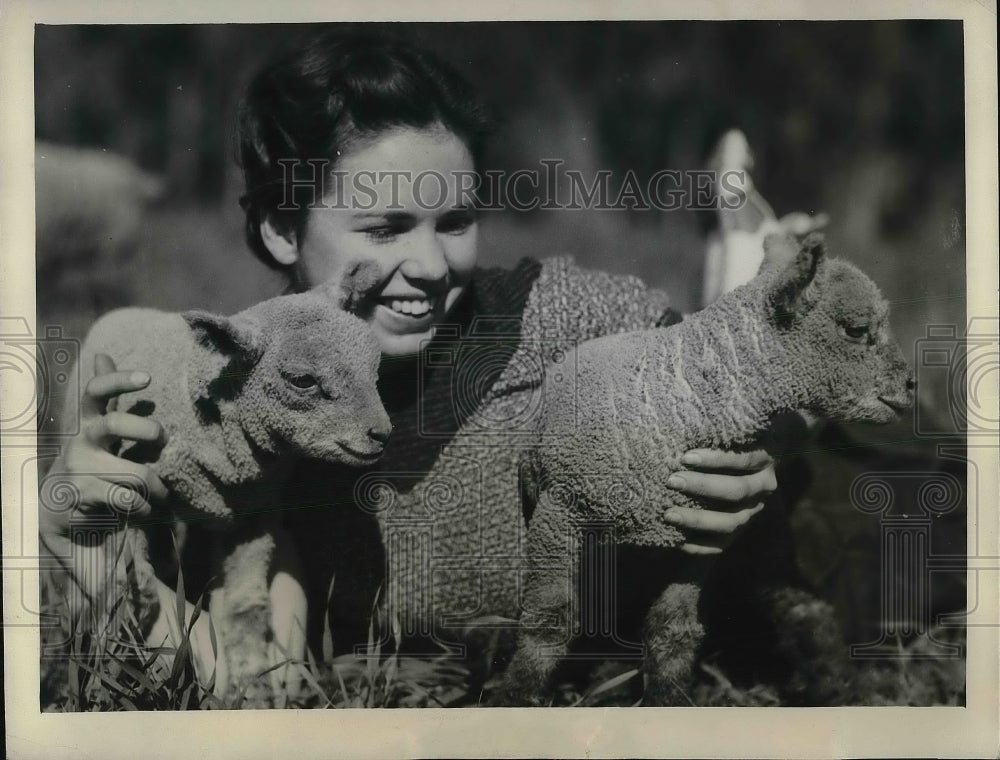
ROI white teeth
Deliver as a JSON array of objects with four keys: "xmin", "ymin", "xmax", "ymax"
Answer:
[{"xmin": 388, "ymin": 299, "xmax": 432, "ymax": 316}]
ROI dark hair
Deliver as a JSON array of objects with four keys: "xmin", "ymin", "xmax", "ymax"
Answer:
[{"xmin": 236, "ymin": 32, "xmax": 495, "ymax": 270}]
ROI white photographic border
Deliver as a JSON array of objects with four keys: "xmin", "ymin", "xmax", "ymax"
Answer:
[{"xmin": 2, "ymin": 1, "xmax": 997, "ymax": 758}]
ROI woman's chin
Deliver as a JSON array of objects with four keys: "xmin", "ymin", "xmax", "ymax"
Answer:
[
  {"xmin": 369, "ymin": 290, "xmax": 466, "ymax": 358},
  {"xmin": 370, "ymin": 316, "xmax": 437, "ymax": 358}
]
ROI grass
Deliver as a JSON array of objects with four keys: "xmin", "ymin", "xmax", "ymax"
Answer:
[
  {"xmin": 40, "ymin": 563, "xmax": 477, "ymax": 711},
  {"xmin": 41, "ymin": 561, "xmax": 224, "ymax": 711},
  {"xmin": 41, "ymin": 558, "xmax": 966, "ymax": 711}
]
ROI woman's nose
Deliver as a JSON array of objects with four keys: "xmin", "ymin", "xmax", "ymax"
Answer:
[{"xmin": 399, "ymin": 226, "xmax": 449, "ymax": 282}]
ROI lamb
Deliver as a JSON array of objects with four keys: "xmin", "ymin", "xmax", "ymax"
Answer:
[
  {"xmin": 495, "ymin": 232, "xmax": 915, "ymax": 705},
  {"xmin": 71, "ymin": 268, "xmax": 390, "ymax": 707}
]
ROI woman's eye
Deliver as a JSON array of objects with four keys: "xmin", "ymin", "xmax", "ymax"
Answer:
[
  {"xmin": 285, "ymin": 373, "xmax": 318, "ymax": 390},
  {"xmin": 363, "ymin": 227, "xmax": 399, "ymax": 244},
  {"xmin": 437, "ymin": 213, "xmax": 476, "ymax": 235},
  {"xmin": 840, "ymin": 324, "xmax": 870, "ymax": 342}
]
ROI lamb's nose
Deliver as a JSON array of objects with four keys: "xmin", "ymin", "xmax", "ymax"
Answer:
[
  {"xmin": 906, "ymin": 376, "xmax": 917, "ymax": 392},
  {"xmin": 368, "ymin": 424, "xmax": 391, "ymax": 445}
]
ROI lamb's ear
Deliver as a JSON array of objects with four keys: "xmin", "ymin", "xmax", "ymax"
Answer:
[
  {"xmin": 182, "ymin": 310, "xmax": 265, "ymax": 366},
  {"xmin": 316, "ymin": 259, "xmax": 382, "ymax": 312},
  {"xmin": 767, "ymin": 233, "xmax": 827, "ymax": 324}
]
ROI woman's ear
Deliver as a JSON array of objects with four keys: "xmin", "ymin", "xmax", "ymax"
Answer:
[{"xmin": 260, "ymin": 213, "xmax": 300, "ymax": 266}]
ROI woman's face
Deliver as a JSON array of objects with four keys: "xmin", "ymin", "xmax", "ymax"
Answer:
[{"xmin": 270, "ymin": 125, "xmax": 479, "ymax": 358}]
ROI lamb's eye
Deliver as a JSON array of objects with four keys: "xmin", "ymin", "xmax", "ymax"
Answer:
[
  {"xmin": 839, "ymin": 324, "xmax": 870, "ymax": 342},
  {"xmin": 285, "ymin": 372, "xmax": 318, "ymax": 390}
]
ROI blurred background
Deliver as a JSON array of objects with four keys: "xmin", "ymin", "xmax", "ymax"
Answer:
[{"xmin": 34, "ymin": 21, "xmax": 968, "ymax": 695}]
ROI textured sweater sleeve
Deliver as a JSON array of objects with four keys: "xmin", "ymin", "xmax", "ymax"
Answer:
[
  {"xmin": 525, "ymin": 255, "xmax": 679, "ymax": 342},
  {"xmin": 488, "ymin": 256, "xmax": 682, "ymax": 396}
]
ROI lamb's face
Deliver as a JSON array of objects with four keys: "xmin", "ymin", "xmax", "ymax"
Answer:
[
  {"xmin": 251, "ymin": 311, "xmax": 390, "ymax": 466},
  {"xmin": 789, "ymin": 261, "xmax": 915, "ymax": 423}
]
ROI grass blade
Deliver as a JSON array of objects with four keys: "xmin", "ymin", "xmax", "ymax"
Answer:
[
  {"xmin": 333, "ymin": 664, "xmax": 350, "ymax": 705},
  {"xmin": 73, "ymin": 659, "xmax": 138, "ymax": 710},
  {"xmin": 113, "ymin": 657, "xmax": 158, "ymax": 694},
  {"xmin": 322, "ymin": 573, "xmax": 336, "ymax": 663},
  {"xmin": 199, "ymin": 691, "xmax": 226, "ymax": 710},
  {"xmin": 572, "ymin": 668, "xmax": 639, "ymax": 706},
  {"xmin": 172, "ymin": 535, "xmax": 186, "ymax": 631}
]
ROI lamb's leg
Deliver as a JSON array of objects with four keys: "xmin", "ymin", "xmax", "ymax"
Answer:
[
  {"xmin": 265, "ymin": 521, "xmax": 307, "ymax": 706},
  {"xmin": 756, "ymin": 585, "xmax": 851, "ymax": 705},
  {"xmin": 642, "ymin": 559, "xmax": 714, "ymax": 706},
  {"xmin": 122, "ymin": 527, "xmax": 160, "ymax": 637},
  {"xmin": 493, "ymin": 491, "xmax": 577, "ymax": 706},
  {"xmin": 87, "ymin": 526, "xmax": 159, "ymax": 640},
  {"xmin": 493, "ymin": 574, "xmax": 574, "ymax": 706},
  {"xmin": 215, "ymin": 532, "xmax": 276, "ymax": 709}
]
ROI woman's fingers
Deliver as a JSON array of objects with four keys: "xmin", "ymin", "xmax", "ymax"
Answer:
[
  {"xmin": 81, "ymin": 361, "xmax": 151, "ymax": 418},
  {"xmin": 85, "ymin": 411, "xmax": 166, "ymax": 449},
  {"xmin": 777, "ymin": 211, "xmax": 829, "ymax": 237},
  {"xmin": 669, "ymin": 503, "xmax": 765, "ymax": 554},
  {"xmin": 665, "ymin": 447, "xmax": 777, "ymax": 552},
  {"xmin": 678, "ymin": 542, "xmax": 724, "ymax": 556},
  {"xmin": 665, "ymin": 502, "xmax": 763, "ymax": 536},
  {"xmin": 673, "ymin": 448, "xmax": 777, "ymax": 504},
  {"xmin": 57, "ymin": 448, "xmax": 169, "ymax": 510},
  {"xmin": 668, "ymin": 466, "xmax": 776, "ymax": 504},
  {"xmin": 680, "ymin": 448, "xmax": 773, "ymax": 473},
  {"xmin": 40, "ymin": 473, "xmax": 155, "ymax": 524},
  {"xmin": 93, "ymin": 352, "xmax": 118, "ymax": 415}
]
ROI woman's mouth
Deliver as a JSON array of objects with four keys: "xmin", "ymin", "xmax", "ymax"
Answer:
[
  {"xmin": 372, "ymin": 294, "xmax": 442, "ymax": 332},
  {"xmin": 384, "ymin": 297, "xmax": 434, "ymax": 316}
]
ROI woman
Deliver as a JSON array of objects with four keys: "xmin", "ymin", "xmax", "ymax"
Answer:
[{"xmin": 41, "ymin": 32, "xmax": 803, "ymax": 703}]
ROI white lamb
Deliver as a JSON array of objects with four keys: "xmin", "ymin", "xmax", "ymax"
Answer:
[
  {"xmin": 64, "ymin": 268, "xmax": 390, "ymax": 707},
  {"xmin": 496, "ymin": 232, "xmax": 915, "ymax": 705}
]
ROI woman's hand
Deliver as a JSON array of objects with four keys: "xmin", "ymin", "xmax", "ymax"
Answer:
[
  {"xmin": 776, "ymin": 210, "xmax": 830, "ymax": 239},
  {"xmin": 665, "ymin": 448, "xmax": 777, "ymax": 555},
  {"xmin": 40, "ymin": 353, "xmax": 170, "ymax": 540}
]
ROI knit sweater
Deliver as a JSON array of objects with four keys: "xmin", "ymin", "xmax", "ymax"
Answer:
[{"xmin": 284, "ymin": 256, "xmax": 681, "ymax": 654}]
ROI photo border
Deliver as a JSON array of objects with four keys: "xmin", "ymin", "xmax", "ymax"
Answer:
[{"xmin": 3, "ymin": 1, "xmax": 997, "ymax": 758}]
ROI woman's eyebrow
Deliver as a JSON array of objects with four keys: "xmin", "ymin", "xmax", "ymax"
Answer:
[
  {"xmin": 437, "ymin": 205, "xmax": 479, "ymax": 219},
  {"xmin": 351, "ymin": 206, "xmax": 476, "ymax": 221},
  {"xmin": 351, "ymin": 211, "xmax": 414, "ymax": 221}
]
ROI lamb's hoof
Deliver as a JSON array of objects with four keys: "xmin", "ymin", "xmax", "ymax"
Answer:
[
  {"xmin": 642, "ymin": 668, "xmax": 697, "ymax": 706},
  {"xmin": 224, "ymin": 643, "xmax": 275, "ymax": 709},
  {"xmin": 226, "ymin": 677, "xmax": 273, "ymax": 710}
]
